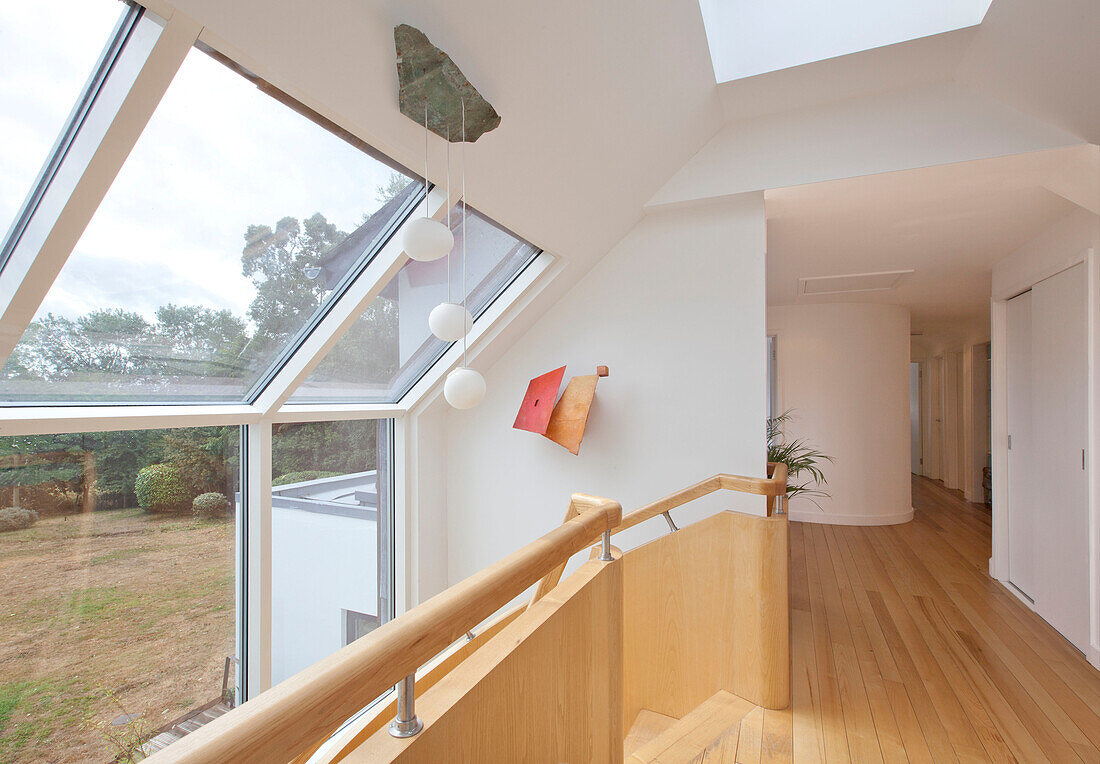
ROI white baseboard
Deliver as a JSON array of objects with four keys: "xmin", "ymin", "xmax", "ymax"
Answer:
[
  {"xmin": 787, "ymin": 507, "xmax": 915, "ymax": 526},
  {"xmin": 1090, "ymin": 645, "xmax": 1100, "ymax": 671}
]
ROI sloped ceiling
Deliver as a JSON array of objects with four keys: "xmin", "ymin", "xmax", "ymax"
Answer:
[
  {"xmin": 155, "ymin": 0, "xmax": 722, "ymax": 274},
  {"xmin": 149, "ymin": 0, "xmax": 1097, "ymax": 268},
  {"xmin": 148, "ymin": 0, "xmax": 1096, "ymax": 366},
  {"xmin": 958, "ymin": 0, "xmax": 1100, "ymax": 143}
]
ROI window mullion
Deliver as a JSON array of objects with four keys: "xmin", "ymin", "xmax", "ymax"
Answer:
[
  {"xmin": 251, "ymin": 186, "xmax": 453, "ymax": 416},
  {"xmin": 0, "ymin": 10, "xmax": 200, "ymax": 370}
]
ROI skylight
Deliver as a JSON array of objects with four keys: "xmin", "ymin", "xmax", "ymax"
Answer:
[{"xmin": 698, "ymin": 0, "xmax": 993, "ymax": 83}]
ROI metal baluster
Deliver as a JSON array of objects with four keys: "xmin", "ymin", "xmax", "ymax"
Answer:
[
  {"xmin": 662, "ymin": 511, "xmax": 679, "ymax": 533},
  {"xmin": 388, "ymin": 674, "xmax": 423, "ymax": 738},
  {"xmin": 598, "ymin": 529, "xmax": 613, "ymax": 561}
]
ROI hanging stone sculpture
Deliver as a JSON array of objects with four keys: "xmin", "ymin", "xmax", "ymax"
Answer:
[{"xmin": 395, "ymin": 24, "xmax": 501, "ymax": 142}]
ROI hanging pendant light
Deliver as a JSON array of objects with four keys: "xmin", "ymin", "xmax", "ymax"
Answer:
[
  {"xmin": 404, "ymin": 101, "xmax": 453, "ymax": 262},
  {"xmin": 429, "ymin": 302, "xmax": 472, "ymax": 342},
  {"xmin": 444, "ymin": 367, "xmax": 486, "ymax": 409},
  {"xmin": 445, "ymin": 100, "xmax": 485, "ymax": 410},
  {"xmin": 430, "ymin": 131, "xmax": 473, "ymax": 342}
]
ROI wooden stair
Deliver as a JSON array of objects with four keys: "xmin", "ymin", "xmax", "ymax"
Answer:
[{"xmin": 627, "ymin": 690, "xmax": 760, "ymax": 763}]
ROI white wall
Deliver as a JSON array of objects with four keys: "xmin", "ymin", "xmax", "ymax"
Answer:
[
  {"xmin": 271, "ymin": 508, "xmax": 378, "ymax": 685},
  {"xmin": 768, "ymin": 303, "xmax": 913, "ymax": 525},
  {"xmin": 438, "ymin": 194, "xmax": 768, "ymax": 585},
  {"xmin": 992, "ymin": 207, "xmax": 1100, "ymax": 300}
]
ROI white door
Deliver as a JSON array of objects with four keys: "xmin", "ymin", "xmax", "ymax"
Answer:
[
  {"xmin": 1030, "ymin": 263, "xmax": 1089, "ymax": 652},
  {"xmin": 944, "ymin": 352, "xmax": 962, "ymax": 490},
  {"xmin": 928, "ymin": 357, "xmax": 944, "ymax": 480},
  {"xmin": 910, "ymin": 363, "xmax": 921, "ymax": 474},
  {"xmin": 1006, "ymin": 291, "xmax": 1034, "ymax": 599}
]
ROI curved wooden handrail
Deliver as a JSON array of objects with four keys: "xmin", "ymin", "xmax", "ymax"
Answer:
[
  {"xmin": 528, "ymin": 464, "xmax": 789, "ymax": 611},
  {"xmin": 147, "ymin": 495, "xmax": 621, "ymax": 764},
  {"xmin": 614, "ymin": 461, "xmax": 788, "ymax": 534}
]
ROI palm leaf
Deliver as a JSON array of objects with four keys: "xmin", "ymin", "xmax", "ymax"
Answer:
[{"xmin": 767, "ymin": 409, "xmax": 832, "ymax": 509}]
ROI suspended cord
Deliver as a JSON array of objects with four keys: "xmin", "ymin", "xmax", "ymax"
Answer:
[
  {"xmin": 423, "ymin": 100, "xmax": 429, "ymax": 219},
  {"xmin": 462, "ymin": 99, "xmax": 468, "ymax": 368},
  {"xmin": 446, "ymin": 130, "xmax": 451, "ymax": 303}
]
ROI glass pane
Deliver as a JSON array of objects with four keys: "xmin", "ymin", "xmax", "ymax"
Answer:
[
  {"xmin": 0, "ymin": 45, "xmax": 418, "ymax": 403},
  {"xmin": 0, "ymin": 425, "xmax": 239, "ymax": 761},
  {"xmin": 290, "ymin": 206, "xmax": 539, "ymax": 403},
  {"xmin": 271, "ymin": 419, "xmax": 392, "ymax": 684},
  {"xmin": 0, "ymin": 0, "xmax": 124, "ymax": 237}
]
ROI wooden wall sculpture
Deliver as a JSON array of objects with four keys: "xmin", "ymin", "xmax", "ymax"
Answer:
[{"xmin": 513, "ymin": 366, "xmax": 609, "ymax": 455}]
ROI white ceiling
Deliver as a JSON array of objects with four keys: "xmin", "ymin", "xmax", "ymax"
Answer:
[
  {"xmin": 765, "ymin": 147, "xmax": 1091, "ymax": 333},
  {"xmin": 157, "ymin": 0, "xmax": 721, "ymax": 277},
  {"xmin": 714, "ymin": 27, "xmax": 977, "ymax": 124},
  {"xmin": 142, "ymin": 0, "xmax": 1096, "ymax": 361}
]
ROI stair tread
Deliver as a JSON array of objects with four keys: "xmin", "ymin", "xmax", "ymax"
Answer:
[
  {"xmin": 625, "ymin": 710, "xmax": 679, "ymax": 756},
  {"xmin": 630, "ymin": 690, "xmax": 757, "ymax": 763}
]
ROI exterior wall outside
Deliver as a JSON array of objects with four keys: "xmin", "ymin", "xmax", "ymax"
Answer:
[
  {"xmin": 768, "ymin": 303, "xmax": 913, "ymax": 525},
  {"xmin": 440, "ymin": 194, "xmax": 769, "ymax": 587},
  {"xmin": 269, "ymin": 476, "xmax": 380, "ymax": 685}
]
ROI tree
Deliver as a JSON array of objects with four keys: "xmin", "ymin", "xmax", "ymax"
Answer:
[
  {"xmin": 152, "ymin": 304, "xmax": 249, "ymax": 379},
  {"xmin": 0, "ymin": 208, "xmax": 402, "ymax": 512},
  {"xmin": 271, "ymin": 420, "xmax": 379, "ymax": 480},
  {"xmin": 241, "ymin": 213, "xmax": 347, "ymax": 357},
  {"xmin": 376, "ymin": 172, "xmax": 412, "ymax": 205},
  {"xmin": 6, "ymin": 310, "xmax": 151, "ymax": 382}
]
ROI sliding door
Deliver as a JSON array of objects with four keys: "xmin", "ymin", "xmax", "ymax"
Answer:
[
  {"xmin": 1006, "ymin": 290, "xmax": 1034, "ymax": 599},
  {"xmin": 1030, "ymin": 263, "xmax": 1089, "ymax": 652}
]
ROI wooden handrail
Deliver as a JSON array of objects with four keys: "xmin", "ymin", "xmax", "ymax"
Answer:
[
  {"xmin": 147, "ymin": 495, "xmax": 621, "ymax": 764},
  {"xmin": 614, "ymin": 461, "xmax": 788, "ymax": 534},
  {"xmin": 529, "ymin": 463, "xmax": 788, "ymax": 610}
]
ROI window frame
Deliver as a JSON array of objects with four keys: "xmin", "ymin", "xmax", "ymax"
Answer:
[
  {"xmin": 0, "ymin": 11, "xmax": 562, "ymax": 713},
  {"xmin": 0, "ymin": 1, "xmax": 144, "ymax": 273}
]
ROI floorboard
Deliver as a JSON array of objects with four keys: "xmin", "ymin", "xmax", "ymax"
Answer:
[{"xmin": 786, "ymin": 475, "xmax": 1100, "ymax": 762}]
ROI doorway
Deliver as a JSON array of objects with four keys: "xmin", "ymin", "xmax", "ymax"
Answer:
[{"xmin": 910, "ymin": 363, "xmax": 922, "ymax": 474}]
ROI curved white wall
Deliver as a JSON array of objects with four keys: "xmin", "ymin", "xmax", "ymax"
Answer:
[{"xmin": 768, "ymin": 303, "xmax": 912, "ymax": 525}]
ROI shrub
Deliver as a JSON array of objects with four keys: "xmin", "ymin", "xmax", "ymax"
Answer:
[
  {"xmin": 0, "ymin": 507, "xmax": 38, "ymax": 532},
  {"xmin": 271, "ymin": 470, "xmax": 341, "ymax": 487},
  {"xmin": 43, "ymin": 484, "xmax": 82, "ymax": 514},
  {"xmin": 192, "ymin": 492, "xmax": 230, "ymax": 519},
  {"xmin": 134, "ymin": 464, "xmax": 189, "ymax": 514}
]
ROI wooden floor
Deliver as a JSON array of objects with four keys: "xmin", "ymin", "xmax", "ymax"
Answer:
[{"xmin": 764, "ymin": 475, "xmax": 1100, "ymax": 763}]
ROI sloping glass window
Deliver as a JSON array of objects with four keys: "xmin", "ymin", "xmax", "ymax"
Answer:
[
  {"xmin": 0, "ymin": 46, "xmax": 419, "ymax": 403},
  {"xmin": 0, "ymin": 0, "xmax": 126, "ymax": 240},
  {"xmin": 289, "ymin": 206, "xmax": 540, "ymax": 403}
]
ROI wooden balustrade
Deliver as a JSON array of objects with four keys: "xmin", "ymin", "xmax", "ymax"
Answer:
[
  {"xmin": 615, "ymin": 461, "xmax": 788, "ymax": 535},
  {"xmin": 145, "ymin": 496, "xmax": 621, "ymax": 764},
  {"xmin": 531, "ymin": 462, "xmax": 789, "ymax": 608},
  {"xmin": 148, "ymin": 462, "xmax": 790, "ymax": 763}
]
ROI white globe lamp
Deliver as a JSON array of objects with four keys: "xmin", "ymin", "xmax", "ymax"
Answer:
[
  {"xmin": 444, "ymin": 367, "xmax": 486, "ymax": 409},
  {"xmin": 403, "ymin": 217, "xmax": 453, "ymax": 262},
  {"xmin": 428, "ymin": 302, "xmax": 473, "ymax": 342}
]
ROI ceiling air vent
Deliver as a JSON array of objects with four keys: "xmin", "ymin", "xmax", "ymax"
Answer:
[{"xmin": 799, "ymin": 269, "xmax": 913, "ymax": 296}]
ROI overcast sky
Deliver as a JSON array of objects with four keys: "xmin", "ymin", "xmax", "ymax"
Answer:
[{"xmin": 0, "ymin": 0, "xmax": 399, "ymax": 329}]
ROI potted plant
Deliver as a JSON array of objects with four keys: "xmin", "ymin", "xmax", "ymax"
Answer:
[{"xmin": 767, "ymin": 411, "xmax": 832, "ymax": 509}]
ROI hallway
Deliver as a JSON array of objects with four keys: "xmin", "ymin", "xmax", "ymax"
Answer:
[{"xmin": 787, "ymin": 476, "xmax": 1100, "ymax": 762}]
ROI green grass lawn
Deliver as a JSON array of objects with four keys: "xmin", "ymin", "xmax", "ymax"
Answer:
[{"xmin": 0, "ymin": 509, "xmax": 235, "ymax": 763}]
